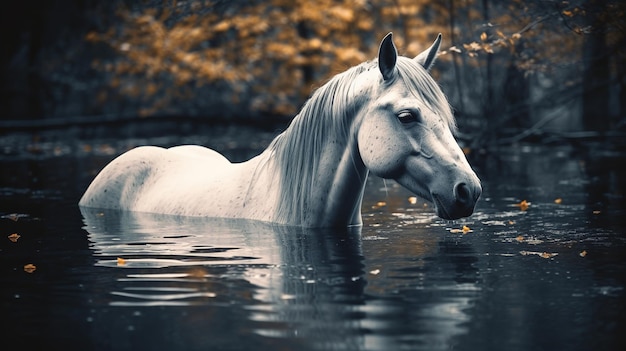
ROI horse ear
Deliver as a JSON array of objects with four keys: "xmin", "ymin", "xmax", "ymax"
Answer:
[
  {"xmin": 378, "ymin": 32, "xmax": 397, "ymax": 81},
  {"xmin": 415, "ymin": 33, "xmax": 442, "ymax": 70}
]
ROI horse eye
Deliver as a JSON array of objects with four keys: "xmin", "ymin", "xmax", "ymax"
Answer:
[{"xmin": 397, "ymin": 110, "xmax": 418, "ymax": 124}]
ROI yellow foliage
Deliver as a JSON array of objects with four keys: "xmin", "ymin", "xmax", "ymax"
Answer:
[{"xmin": 90, "ymin": 0, "xmax": 577, "ymax": 117}]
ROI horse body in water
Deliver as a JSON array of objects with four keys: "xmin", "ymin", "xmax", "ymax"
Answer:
[{"xmin": 80, "ymin": 33, "xmax": 481, "ymax": 227}]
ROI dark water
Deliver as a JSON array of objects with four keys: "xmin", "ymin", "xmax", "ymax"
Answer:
[{"xmin": 1, "ymin": 132, "xmax": 625, "ymax": 351}]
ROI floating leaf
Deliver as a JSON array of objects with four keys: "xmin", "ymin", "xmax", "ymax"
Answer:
[
  {"xmin": 450, "ymin": 225, "xmax": 473, "ymax": 234},
  {"xmin": 371, "ymin": 201, "xmax": 387, "ymax": 209},
  {"xmin": 579, "ymin": 250, "xmax": 587, "ymax": 257},
  {"xmin": 514, "ymin": 200, "xmax": 530, "ymax": 211},
  {"xmin": 3, "ymin": 213, "xmax": 20, "ymax": 221},
  {"xmin": 117, "ymin": 257, "xmax": 126, "ymax": 266},
  {"xmin": 554, "ymin": 198, "xmax": 562, "ymax": 204},
  {"xmin": 369, "ymin": 269, "xmax": 381, "ymax": 275},
  {"xmin": 24, "ymin": 264, "xmax": 37, "ymax": 273},
  {"xmin": 515, "ymin": 235, "xmax": 524, "ymax": 242},
  {"xmin": 520, "ymin": 250, "xmax": 558, "ymax": 259},
  {"xmin": 407, "ymin": 196, "xmax": 418, "ymax": 204},
  {"xmin": 8, "ymin": 233, "xmax": 21, "ymax": 242}
]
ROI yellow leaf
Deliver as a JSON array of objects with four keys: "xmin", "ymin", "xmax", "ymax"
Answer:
[
  {"xmin": 450, "ymin": 225, "xmax": 473, "ymax": 234},
  {"xmin": 579, "ymin": 250, "xmax": 587, "ymax": 257},
  {"xmin": 554, "ymin": 198, "xmax": 562, "ymax": 204},
  {"xmin": 24, "ymin": 263, "xmax": 36, "ymax": 273},
  {"xmin": 117, "ymin": 257, "xmax": 126, "ymax": 266},
  {"xmin": 520, "ymin": 251, "xmax": 558, "ymax": 259},
  {"xmin": 540, "ymin": 252, "xmax": 557, "ymax": 259},
  {"xmin": 514, "ymin": 200, "xmax": 529, "ymax": 211},
  {"xmin": 8, "ymin": 233, "xmax": 21, "ymax": 242},
  {"xmin": 515, "ymin": 235, "xmax": 524, "ymax": 242},
  {"xmin": 408, "ymin": 196, "xmax": 418, "ymax": 204},
  {"xmin": 480, "ymin": 32, "xmax": 487, "ymax": 41}
]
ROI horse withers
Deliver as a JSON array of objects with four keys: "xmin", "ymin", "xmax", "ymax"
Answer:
[{"xmin": 79, "ymin": 33, "xmax": 481, "ymax": 227}]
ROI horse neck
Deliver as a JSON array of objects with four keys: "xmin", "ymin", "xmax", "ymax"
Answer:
[{"xmin": 269, "ymin": 71, "xmax": 369, "ymax": 227}]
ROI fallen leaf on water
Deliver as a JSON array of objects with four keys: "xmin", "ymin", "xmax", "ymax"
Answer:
[
  {"xmin": 520, "ymin": 250, "xmax": 558, "ymax": 259},
  {"xmin": 8, "ymin": 233, "xmax": 21, "ymax": 242},
  {"xmin": 407, "ymin": 196, "xmax": 418, "ymax": 204},
  {"xmin": 579, "ymin": 250, "xmax": 587, "ymax": 257},
  {"xmin": 4, "ymin": 213, "xmax": 20, "ymax": 221},
  {"xmin": 592, "ymin": 210, "xmax": 601, "ymax": 215},
  {"xmin": 369, "ymin": 269, "xmax": 381, "ymax": 275},
  {"xmin": 372, "ymin": 201, "xmax": 387, "ymax": 209},
  {"xmin": 514, "ymin": 200, "xmax": 530, "ymax": 211},
  {"xmin": 450, "ymin": 225, "xmax": 473, "ymax": 234},
  {"xmin": 117, "ymin": 257, "xmax": 126, "ymax": 266},
  {"xmin": 515, "ymin": 235, "xmax": 524, "ymax": 242},
  {"xmin": 554, "ymin": 198, "xmax": 562, "ymax": 204},
  {"xmin": 24, "ymin": 264, "xmax": 36, "ymax": 273}
]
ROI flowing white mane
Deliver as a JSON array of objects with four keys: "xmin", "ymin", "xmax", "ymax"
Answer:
[{"xmin": 268, "ymin": 57, "xmax": 456, "ymax": 224}]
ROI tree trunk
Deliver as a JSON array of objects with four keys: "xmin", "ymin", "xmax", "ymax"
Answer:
[
  {"xmin": 448, "ymin": 0, "xmax": 466, "ymax": 114},
  {"xmin": 482, "ymin": 0, "xmax": 496, "ymax": 143},
  {"xmin": 582, "ymin": 1, "xmax": 610, "ymax": 131}
]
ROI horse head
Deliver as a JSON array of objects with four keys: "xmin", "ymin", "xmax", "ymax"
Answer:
[{"xmin": 356, "ymin": 33, "xmax": 481, "ymax": 220}]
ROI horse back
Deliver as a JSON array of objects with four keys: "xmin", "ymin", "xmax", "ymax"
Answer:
[{"xmin": 79, "ymin": 146, "xmax": 169, "ymax": 210}]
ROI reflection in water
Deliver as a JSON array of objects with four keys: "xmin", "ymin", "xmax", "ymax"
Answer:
[
  {"xmin": 81, "ymin": 207, "xmax": 477, "ymax": 350},
  {"xmin": 82, "ymin": 208, "xmax": 367, "ymax": 349}
]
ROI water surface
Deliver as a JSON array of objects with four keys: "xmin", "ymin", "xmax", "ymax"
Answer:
[{"xmin": 1, "ymin": 136, "xmax": 624, "ymax": 350}]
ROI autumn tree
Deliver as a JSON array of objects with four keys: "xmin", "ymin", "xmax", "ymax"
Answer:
[
  {"xmin": 85, "ymin": 0, "xmax": 451, "ymax": 119},
  {"xmin": 3, "ymin": 0, "xmax": 623, "ymax": 147}
]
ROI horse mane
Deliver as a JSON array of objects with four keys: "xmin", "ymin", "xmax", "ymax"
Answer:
[{"xmin": 267, "ymin": 56, "xmax": 455, "ymax": 225}]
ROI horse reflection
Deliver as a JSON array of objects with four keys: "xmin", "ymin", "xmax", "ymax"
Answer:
[
  {"xmin": 81, "ymin": 208, "xmax": 366, "ymax": 348},
  {"xmin": 82, "ymin": 208, "xmax": 477, "ymax": 349}
]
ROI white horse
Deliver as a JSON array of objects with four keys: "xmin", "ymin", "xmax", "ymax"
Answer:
[{"xmin": 79, "ymin": 33, "xmax": 482, "ymax": 227}]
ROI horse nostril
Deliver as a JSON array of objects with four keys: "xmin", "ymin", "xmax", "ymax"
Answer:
[{"xmin": 454, "ymin": 182, "xmax": 471, "ymax": 205}]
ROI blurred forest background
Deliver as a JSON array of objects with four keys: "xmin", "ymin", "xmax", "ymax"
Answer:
[{"xmin": 1, "ymin": 0, "xmax": 625, "ymax": 148}]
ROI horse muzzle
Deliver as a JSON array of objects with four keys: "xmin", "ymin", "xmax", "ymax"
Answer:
[{"xmin": 432, "ymin": 180, "xmax": 482, "ymax": 220}]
